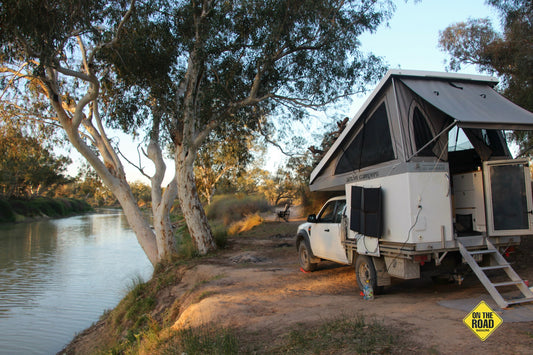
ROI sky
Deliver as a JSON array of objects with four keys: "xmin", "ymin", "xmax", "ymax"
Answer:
[{"xmin": 68, "ymin": 0, "xmax": 502, "ymax": 183}]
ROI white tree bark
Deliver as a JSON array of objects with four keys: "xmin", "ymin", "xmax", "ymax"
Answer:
[{"xmin": 175, "ymin": 144, "xmax": 216, "ymax": 254}]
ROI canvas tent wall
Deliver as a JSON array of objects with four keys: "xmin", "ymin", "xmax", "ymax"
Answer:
[{"xmin": 310, "ymin": 70, "xmax": 533, "ymax": 192}]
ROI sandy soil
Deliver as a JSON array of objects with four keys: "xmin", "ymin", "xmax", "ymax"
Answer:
[{"xmin": 63, "ymin": 219, "xmax": 533, "ymax": 354}]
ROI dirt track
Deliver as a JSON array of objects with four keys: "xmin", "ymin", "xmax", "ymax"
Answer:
[
  {"xmin": 171, "ymin": 220, "xmax": 533, "ymax": 354},
  {"xmin": 64, "ymin": 220, "xmax": 533, "ymax": 354}
]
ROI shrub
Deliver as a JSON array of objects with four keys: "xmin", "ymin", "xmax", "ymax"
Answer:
[
  {"xmin": 207, "ymin": 194, "xmax": 270, "ymax": 226},
  {"xmin": 211, "ymin": 223, "xmax": 228, "ymax": 248},
  {"xmin": 0, "ymin": 199, "xmax": 15, "ymax": 222},
  {"xmin": 176, "ymin": 229, "xmax": 200, "ymax": 259},
  {"xmin": 28, "ymin": 198, "xmax": 60, "ymax": 217}
]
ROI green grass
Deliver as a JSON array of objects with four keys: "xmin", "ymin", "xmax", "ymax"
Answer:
[
  {"xmin": 271, "ymin": 314, "xmax": 401, "ymax": 354},
  {"xmin": 112, "ymin": 275, "xmax": 156, "ymax": 332},
  {"xmin": 160, "ymin": 326, "xmax": 239, "ymax": 355}
]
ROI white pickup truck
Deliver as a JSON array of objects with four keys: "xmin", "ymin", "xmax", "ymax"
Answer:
[{"xmin": 296, "ymin": 70, "xmax": 533, "ymax": 307}]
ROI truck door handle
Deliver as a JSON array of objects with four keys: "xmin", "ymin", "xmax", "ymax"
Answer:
[{"xmin": 324, "ymin": 229, "xmax": 330, "ymax": 232}]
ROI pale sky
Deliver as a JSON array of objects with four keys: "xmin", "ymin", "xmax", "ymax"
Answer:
[{"xmin": 68, "ymin": 0, "xmax": 502, "ymax": 183}]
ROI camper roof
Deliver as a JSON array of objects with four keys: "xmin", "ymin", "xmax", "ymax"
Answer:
[{"xmin": 310, "ymin": 69, "xmax": 533, "ymax": 190}]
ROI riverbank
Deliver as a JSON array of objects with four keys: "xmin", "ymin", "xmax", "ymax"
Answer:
[
  {"xmin": 60, "ymin": 220, "xmax": 533, "ymax": 354},
  {"xmin": 0, "ymin": 197, "xmax": 93, "ymax": 223}
]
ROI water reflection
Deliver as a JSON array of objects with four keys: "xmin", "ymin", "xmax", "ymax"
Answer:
[{"xmin": 0, "ymin": 209, "xmax": 153, "ymax": 354}]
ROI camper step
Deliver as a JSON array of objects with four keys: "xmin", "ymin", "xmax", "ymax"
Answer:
[
  {"xmin": 492, "ymin": 281, "xmax": 524, "ymax": 287},
  {"xmin": 457, "ymin": 239, "xmax": 533, "ymax": 308},
  {"xmin": 506, "ymin": 297, "xmax": 533, "ymax": 306},
  {"xmin": 468, "ymin": 249, "xmax": 497, "ymax": 255},
  {"xmin": 480, "ymin": 265, "xmax": 510, "ymax": 271}
]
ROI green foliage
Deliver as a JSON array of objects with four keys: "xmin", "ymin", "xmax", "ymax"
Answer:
[
  {"xmin": 0, "ymin": 199, "xmax": 15, "ymax": 222},
  {"xmin": 211, "ymin": 223, "xmax": 229, "ymax": 249},
  {"xmin": 130, "ymin": 181, "xmax": 152, "ymax": 207},
  {"xmin": 0, "ymin": 197, "xmax": 91, "ymax": 221},
  {"xmin": 195, "ymin": 133, "xmax": 256, "ymax": 204},
  {"xmin": 0, "ymin": 127, "xmax": 71, "ymax": 198},
  {"xmin": 112, "ymin": 275, "xmax": 155, "ymax": 332},
  {"xmin": 176, "ymin": 230, "xmax": 200, "ymax": 259},
  {"xmin": 439, "ymin": 0, "xmax": 533, "ymax": 155},
  {"xmin": 0, "ymin": 0, "xmax": 106, "ymax": 63},
  {"xmin": 1, "ymin": 0, "xmax": 394, "ymax": 261},
  {"xmin": 59, "ymin": 163, "xmax": 116, "ymax": 207}
]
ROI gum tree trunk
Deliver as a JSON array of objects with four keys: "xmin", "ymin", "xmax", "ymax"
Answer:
[{"xmin": 175, "ymin": 144, "xmax": 216, "ymax": 255}]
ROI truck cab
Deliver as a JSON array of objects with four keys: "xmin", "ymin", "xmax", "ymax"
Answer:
[{"xmin": 297, "ymin": 196, "xmax": 348, "ymax": 266}]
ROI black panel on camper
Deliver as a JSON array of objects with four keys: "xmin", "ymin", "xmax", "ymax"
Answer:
[{"xmin": 350, "ymin": 185, "xmax": 383, "ymax": 238}]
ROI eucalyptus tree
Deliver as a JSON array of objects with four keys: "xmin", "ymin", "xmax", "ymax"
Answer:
[
  {"xmin": 1, "ymin": 0, "xmax": 392, "ymax": 265},
  {"xmin": 195, "ymin": 132, "xmax": 253, "ymax": 205},
  {"xmin": 439, "ymin": 0, "xmax": 533, "ymax": 155}
]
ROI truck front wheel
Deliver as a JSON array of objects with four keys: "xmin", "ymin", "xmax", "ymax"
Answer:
[
  {"xmin": 298, "ymin": 242, "xmax": 317, "ymax": 272},
  {"xmin": 355, "ymin": 255, "xmax": 378, "ymax": 292}
]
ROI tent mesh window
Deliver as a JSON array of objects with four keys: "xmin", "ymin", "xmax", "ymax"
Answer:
[
  {"xmin": 335, "ymin": 103, "xmax": 395, "ymax": 174},
  {"xmin": 412, "ymin": 106, "xmax": 436, "ymax": 156}
]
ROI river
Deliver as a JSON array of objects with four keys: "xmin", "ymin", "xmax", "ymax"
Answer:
[{"xmin": 0, "ymin": 210, "xmax": 153, "ymax": 354}]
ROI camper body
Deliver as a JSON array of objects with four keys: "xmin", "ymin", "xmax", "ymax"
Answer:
[{"xmin": 297, "ymin": 70, "xmax": 533, "ymax": 305}]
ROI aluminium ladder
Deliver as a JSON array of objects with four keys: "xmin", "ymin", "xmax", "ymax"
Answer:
[{"xmin": 458, "ymin": 238, "xmax": 533, "ymax": 309}]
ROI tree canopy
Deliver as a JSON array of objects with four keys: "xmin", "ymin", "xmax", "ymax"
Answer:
[
  {"xmin": 1, "ymin": 0, "xmax": 393, "ymax": 265},
  {"xmin": 439, "ymin": 0, "xmax": 533, "ymax": 155},
  {"xmin": 0, "ymin": 126, "xmax": 71, "ymax": 198}
]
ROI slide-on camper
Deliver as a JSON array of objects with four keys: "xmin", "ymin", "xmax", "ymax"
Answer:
[{"xmin": 296, "ymin": 70, "xmax": 533, "ymax": 308}]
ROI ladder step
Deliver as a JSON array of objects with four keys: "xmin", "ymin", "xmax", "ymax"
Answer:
[
  {"xmin": 506, "ymin": 297, "xmax": 533, "ymax": 306},
  {"xmin": 469, "ymin": 249, "xmax": 497, "ymax": 255},
  {"xmin": 492, "ymin": 281, "xmax": 524, "ymax": 287},
  {"xmin": 458, "ymin": 239, "xmax": 532, "ymax": 308},
  {"xmin": 480, "ymin": 265, "xmax": 510, "ymax": 271}
]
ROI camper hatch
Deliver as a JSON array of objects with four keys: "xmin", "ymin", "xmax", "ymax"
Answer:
[{"xmin": 296, "ymin": 69, "xmax": 533, "ymax": 308}]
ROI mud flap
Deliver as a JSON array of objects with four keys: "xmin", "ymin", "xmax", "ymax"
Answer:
[{"xmin": 373, "ymin": 257, "xmax": 391, "ymax": 287}]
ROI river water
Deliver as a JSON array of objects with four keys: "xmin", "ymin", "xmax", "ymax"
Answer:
[{"xmin": 0, "ymin": 210, "xmax": 153, "ymax": 354}]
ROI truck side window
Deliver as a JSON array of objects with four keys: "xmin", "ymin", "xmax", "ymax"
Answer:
[
  {"xmin": 334, "ymin": 200, "xmax": 346, "ymax": 223},
  {"xmin": 317, "ymin": 202, "xmax": 336, "ymax": 223}
]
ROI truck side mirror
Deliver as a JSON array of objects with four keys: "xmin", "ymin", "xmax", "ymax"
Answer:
[{"xmin": 307, "ymin": 214, "xmax": 317, "ymax": 223}]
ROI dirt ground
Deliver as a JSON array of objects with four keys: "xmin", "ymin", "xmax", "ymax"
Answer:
[{"xmin": 64, "ymin": 219, "xmax": 533, "ymax": 354}]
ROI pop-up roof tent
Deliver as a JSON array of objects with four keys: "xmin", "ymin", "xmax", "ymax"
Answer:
[{"xmin": 310, "ymin": 69, "xmax": 533, "ymax": 192}]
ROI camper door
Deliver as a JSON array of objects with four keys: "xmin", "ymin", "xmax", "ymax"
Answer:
[{"xmin": 483, "ymin": 159, "xmax": 533, "ymax": 236}]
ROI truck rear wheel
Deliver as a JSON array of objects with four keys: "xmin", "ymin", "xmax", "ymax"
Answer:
[
  {"xmin": 298, "ymin": 242, "xmax": 317, "ymax": 272},
  {"xmin": 355, "ymin": 255, "xmax": 378, "ymax": 292}
]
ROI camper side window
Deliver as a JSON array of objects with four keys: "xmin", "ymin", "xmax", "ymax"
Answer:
[
  {"xmin": 412, "ymin": 107, "xmax": 435, "ymax": 156},
  {"xmin": 335, "ymin": 103, "xmax": 395, "ymax": 174}
]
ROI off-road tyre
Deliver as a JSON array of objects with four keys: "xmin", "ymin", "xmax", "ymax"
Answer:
[
  {"xmin": 355, "ymin": 255, "xmax": 378, "ymax": 292},
  {"xmin": 298, "ymin": 241, "xmax": 317, "ymax": 272}
]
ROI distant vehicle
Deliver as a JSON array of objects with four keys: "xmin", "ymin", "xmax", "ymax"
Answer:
[{"xmin": 296, "ymin": 70, "xmax": 533, "ymax": 308}]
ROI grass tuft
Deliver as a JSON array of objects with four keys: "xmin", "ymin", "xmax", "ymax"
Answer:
[
  {"xmin": 273, "ymin": 314, "xmax": 401, "ymax": 354},
  {"xmin": 228, "ymin": 213, "xmax": 263, "ymax": 235},
  {"xmin": 160, "ymin": 326, "xmax": 239, "ymax": 355}
]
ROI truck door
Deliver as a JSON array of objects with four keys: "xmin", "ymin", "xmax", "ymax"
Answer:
[
  {"xmin": 310, "ymin": 199, "xmax": 349, "ymax": 264},
  {"xmin": 483, "ymin": 159, "xmax": 533, "ymax": 236}
]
